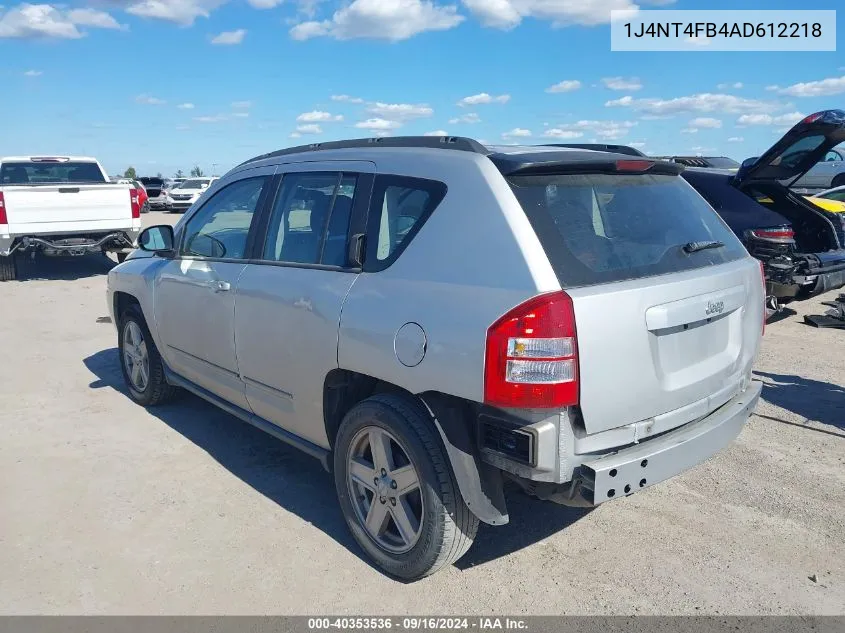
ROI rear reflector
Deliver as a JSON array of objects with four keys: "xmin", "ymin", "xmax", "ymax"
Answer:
[
  {"xmin": 484, "ymin": 291, "xmax": 579, "ymax": 409},
  {"xmin": 615, "ymin": 159, "xmax": 654, "ymax": 173},
  {"xmin": 129, "ymin": 188, "xmax": 141, "ymax": 219},
  {"xmin": 0, "ymin": 192, "xmax": 6, "ymax": 225},
  {"xmin": 750, "ymin": 227, "xmax": 795, "ymax": 241}
]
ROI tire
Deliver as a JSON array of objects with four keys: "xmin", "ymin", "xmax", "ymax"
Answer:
[
  {"xmin": 118, "ymin": 305, "xmax": 178, "ymax": 406},
  {"xmin": 334, "ymin": 393, "xmax": 478, "ymax": 581},
  {"xmin": 831, "ymin": 174, "xmax": 845, "ymax": 189},
  {"xmin": 0, "ymin": 255, "xmax": 17, "ymax": 281}
]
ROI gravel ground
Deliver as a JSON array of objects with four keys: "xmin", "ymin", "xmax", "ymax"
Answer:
[{"xmin": 1, "ymin": 212, "xmax": 843, "ymax": 615}]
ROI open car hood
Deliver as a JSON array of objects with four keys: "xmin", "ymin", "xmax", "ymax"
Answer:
[{"xmin": 734, "ymin": 110, "xmax": 845, "ymax": 186}]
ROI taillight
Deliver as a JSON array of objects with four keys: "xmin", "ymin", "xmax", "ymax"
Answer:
[
  {"xmin": 750, "ymin": 227, "xmax": 795, "ymax": 241},
  {"xmin": 484, "ymin": 291, "xmax": 579, "ymax": 409},
  {"xmin": 130, "ymin": 188, "xmax": 141, "ymax": 219},
  {"xmin": 0, "ymin": 192, "xmax": 7, "ymax": 225},
  {"xmin": 759, "ymin": 260, "xmax": 767, "ymax": 336}
]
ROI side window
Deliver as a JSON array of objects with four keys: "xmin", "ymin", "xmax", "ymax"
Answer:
[
  {"xmin": 262, "ymin": 172, "xmax": 357, "ymax": 267},
  {"xmin": 368, "ymin": 175, "xmax": 447, "ymax": 265},
  {"xmin": 181, "ymin": 177, "xmax": 266, "ymax": 260},
  {"xmin": 824, "ymin": 150, "xmax": 842, "ymax": 162}
]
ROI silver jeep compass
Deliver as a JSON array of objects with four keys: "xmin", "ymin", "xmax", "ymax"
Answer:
[{"xmin": 107, "ymin": 137, "xmax": 764, "ymax": 580}]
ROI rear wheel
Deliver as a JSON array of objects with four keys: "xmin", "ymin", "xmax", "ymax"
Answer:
[
  {"xmin": 334, "ymin": 394, "xmax": 478, "ymax": 581},
  {"xmin": 118, "ymin": 306, "xmax": 177, "ymax": 406},
  {"xmin": 0, "ymin": 255, "xmax": 17, "ymax": 281}
]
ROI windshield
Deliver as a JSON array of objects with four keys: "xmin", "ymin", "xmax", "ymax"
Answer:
[
  {"xmin": 181, "ymin": 179, "xmax": 210, "ymax": 189},
  {"xmin": 509, "ymin": 173, "xmax": 746, "ymax": 287},
  {"xmin": 0, "ymin": 161, "xmax": 107, "ymax": 185}
]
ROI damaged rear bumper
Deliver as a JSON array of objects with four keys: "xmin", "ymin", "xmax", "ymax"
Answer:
[{"xmin": 578, "ymin": 382, "xmax": 761, "ymax": 506}]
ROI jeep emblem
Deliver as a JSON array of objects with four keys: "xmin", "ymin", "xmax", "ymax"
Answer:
[{"xmin": 706, "ymin": 300, "xmax": 725, "ymax": 316}]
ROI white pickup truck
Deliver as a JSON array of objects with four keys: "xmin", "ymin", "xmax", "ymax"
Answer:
[{"xmin": 0, "ymin": 156, "xmax": 142, "ymax": 281}]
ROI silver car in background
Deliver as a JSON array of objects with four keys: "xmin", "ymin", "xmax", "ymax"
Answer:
[{"xmin": 107, "ymin": 137, "xmax": 765, "ymax": 580}]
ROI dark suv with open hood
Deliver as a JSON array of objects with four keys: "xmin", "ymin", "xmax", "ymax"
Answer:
[{"xmin": 680, "ymin": 110, "xmax": 845, "ymax": 312}]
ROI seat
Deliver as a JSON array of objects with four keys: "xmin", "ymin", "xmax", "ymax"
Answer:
[{"xmin": 279, "ymin": 190, "xmax": 330, "ymax": 264}]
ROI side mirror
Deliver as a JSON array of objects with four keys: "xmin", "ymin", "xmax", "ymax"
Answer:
[
  {"xmin": 138, "ymin": 225, "xmax": 175, "ymax": 254},
  {"xmin": 741, "ymin": 157, "xmax": 759, "ymax": 169}
]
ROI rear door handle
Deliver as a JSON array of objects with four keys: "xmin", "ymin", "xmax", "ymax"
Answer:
[{"xmin": 211, "ymin": 280, "xmax": 231, "ymax": 292}]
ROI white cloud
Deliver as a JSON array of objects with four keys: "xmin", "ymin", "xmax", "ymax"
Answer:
[
  {"xmin": 177, "ymin": 102, "xmax": 195, "ymax": 109},
  {"xmin": 367, "ymin": 102, "xmax": 433, "ymax": 120},
  {"xmin": 777, "ymin": 75, "xmax": 845, "ymax": 98},
  {"xmin": 23, "ymin": 69, "xmax": 42, "ymax": 77},
  {"xmin": 545, "ymin": 119, "xmax": 637, "ymax": 141},
  {"xmin": 716, "ymin": 82, "xmax": 743, "ymax": 90},
  {"xmin": 194, "ymin": 114, "xmax": 228, "ymax": 123},
  {"xmin": 296, "ymin": 123, "xmax": 323, "ymax": 134},
  {"xmin": 136, "ymin": 94, "xmax": 166, "ymax": 105},
  {"xmin": 543, "ymin": 129, "xmax": 585, "ymax": 140},
  {"xmin": 232, "ymin": 112, "xmax": 249, "ymax": 118},
  {"xmin": 424, "ymin": 130, "xmax": 449, "ymax": 136},
  {"xmin": 689, "ymin": 117, "xmax": 722, "ymax": 129},
  {"xmin": 457, "ymin": 92, "xmax": 510, "ymax": 107},
  {"xmin": 290, "ymin": 0, "xmax": 464, "ymax": 41},
  {"xmin": 231, "ymin": 101, "xmax": 251, "ymax": 109},
  {"xmin": 462, "ymin": 0, "xmax": 639, "ymax": 29},
  {"xmin": 681, "ymin": 128, "xmax": 698, "ymax": 134},
  {"xmin": 297, "ymin": 110, "xmax": 343, "ymax": 122},
  {"xmin": 765, "ymin": 85, "xmax": 780, "ymax": 92},
  {"xmin": 602, "ymin": 76, "xmax": 642, "ymax": 91},
  {"xmin": 449, "ymin": 113, "xmax": 481, "ymax": 124},
  {"xmin": 290, "ymin": 132, "xmax": 302, "ymax": 138},
  {"xmin": 502, "ymin": 128, "xmax": 532, "ymax": 139},
  {"xmin": 629, "ymin": 142, "xmax": 646, "ymax": 149},
  {"xmin": 728, "ymin": 137, "xmax": 744, "ymax": 142},
  {"xmin": 127, "ymin": 0, "xmax": 225, "ymax": 27},
  {"xmin": 0, "ymin": 4, "xmax": 123, "ymax": 38},
  {"xmin": 355, "ymin": 118, "xmax": 402, "ymax": 130},
  {"xmin": 247, "ymin": 0, "xmax": 283, "ymax": 7},
  {"xmin": 211, "ymin": 28, "xmax": 246, "ymax": 44},
  {"xmin": 546, "ymin": 80, "xmax": 581, "ymax": 94},
  {"xmin": 331, "ymin": 94, "xmax": 364, "ymax": 103},
  {"xmin": 736, "ymin": 112, "xmax": 805, "ymax": 127},
  {"xmin": 606, "ymin": 92, "xmax": 779, "ymax": 116}
]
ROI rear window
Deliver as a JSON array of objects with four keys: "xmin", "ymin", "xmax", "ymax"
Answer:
[
  {"xmin": 0, "ymin": 161, "xmax": 106, "ymax": 185},
  {"xmin": 509, "ymin": 173, "xmax": 747, "ymax": 287},
  {"xmin": 139, "ymin": 177, "xmax": 164, "ymax": 186}
]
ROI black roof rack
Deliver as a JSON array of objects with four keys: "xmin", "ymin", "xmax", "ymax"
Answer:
[{"xmin": 240, "ymin": 136, "xmax": 489, "ymax": 167}]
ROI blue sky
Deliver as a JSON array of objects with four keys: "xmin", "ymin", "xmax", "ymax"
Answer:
[{"xmin": 1, "ymin": 0, "xmax": 844, "ymax": 178}]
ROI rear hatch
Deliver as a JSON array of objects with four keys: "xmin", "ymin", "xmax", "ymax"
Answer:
[
  {"xmin": 504, "ymin": 156, "xmax": 763, "ymax": 434},
  {"xmin": 0, "ymin": 159, "xmax": 132, "ymax": 231}
]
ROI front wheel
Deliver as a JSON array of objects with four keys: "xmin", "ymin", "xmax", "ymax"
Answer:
[
  {"xmin": 831, "ymin": 173, "xmax": 845, "ymax": 189},
  {"xmin": 118, "ymin": 306, "xmax": 177, "ymax": 406},
  {"xmin": 334, "ymin": 394, "xmax": 478, "ymax": 581}
]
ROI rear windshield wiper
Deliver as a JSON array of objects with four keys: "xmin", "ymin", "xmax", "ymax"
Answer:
[{"xmin": 683, "ymin": 240, "xmax": 725, "ymax": 254}]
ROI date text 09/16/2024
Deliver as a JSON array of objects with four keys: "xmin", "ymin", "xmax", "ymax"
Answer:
[{"xmin": 307, "ymin": 618, "xmax": 528, "ymax": 631}]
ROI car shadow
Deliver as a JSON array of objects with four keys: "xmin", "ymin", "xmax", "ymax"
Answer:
[
  {"xmin": 755, "ymin": 371, "xmax": 845, "ymax": 430},
  {"xmin": 12, "ymin": 253, "xmax": 115, "ymax": 281},
  {"xmin": 83, "ymin": 347, "xmax": 590, "ymax": 579}
]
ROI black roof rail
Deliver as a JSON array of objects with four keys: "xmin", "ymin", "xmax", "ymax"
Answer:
[{"xmin": 239, "ymin": 136, "xmax": 489, "ymax": 167}]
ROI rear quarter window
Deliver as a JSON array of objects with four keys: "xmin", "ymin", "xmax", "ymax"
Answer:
[{"xmin": 509, "ymin": 173, "xmax": 747, "ymax": 287}]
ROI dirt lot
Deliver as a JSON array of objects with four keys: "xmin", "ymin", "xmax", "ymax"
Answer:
[{"xmin": 1, "ymin": 211, "xmax": 843, "ymax": 615}]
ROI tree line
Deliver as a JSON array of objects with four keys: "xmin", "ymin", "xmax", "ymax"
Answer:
[{"xmin": 122, "ymin": 166, "xmax": 205, "ymax": 179}]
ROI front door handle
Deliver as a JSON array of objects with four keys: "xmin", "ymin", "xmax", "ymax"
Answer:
[{"xmin": 211, "ymin": 280, "xmax": 231, "ymax": 292}]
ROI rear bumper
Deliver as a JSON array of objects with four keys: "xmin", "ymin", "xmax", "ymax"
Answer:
[{"xmin": 580, "ymin": 381, "xmax": 761, "ymax": 505}]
